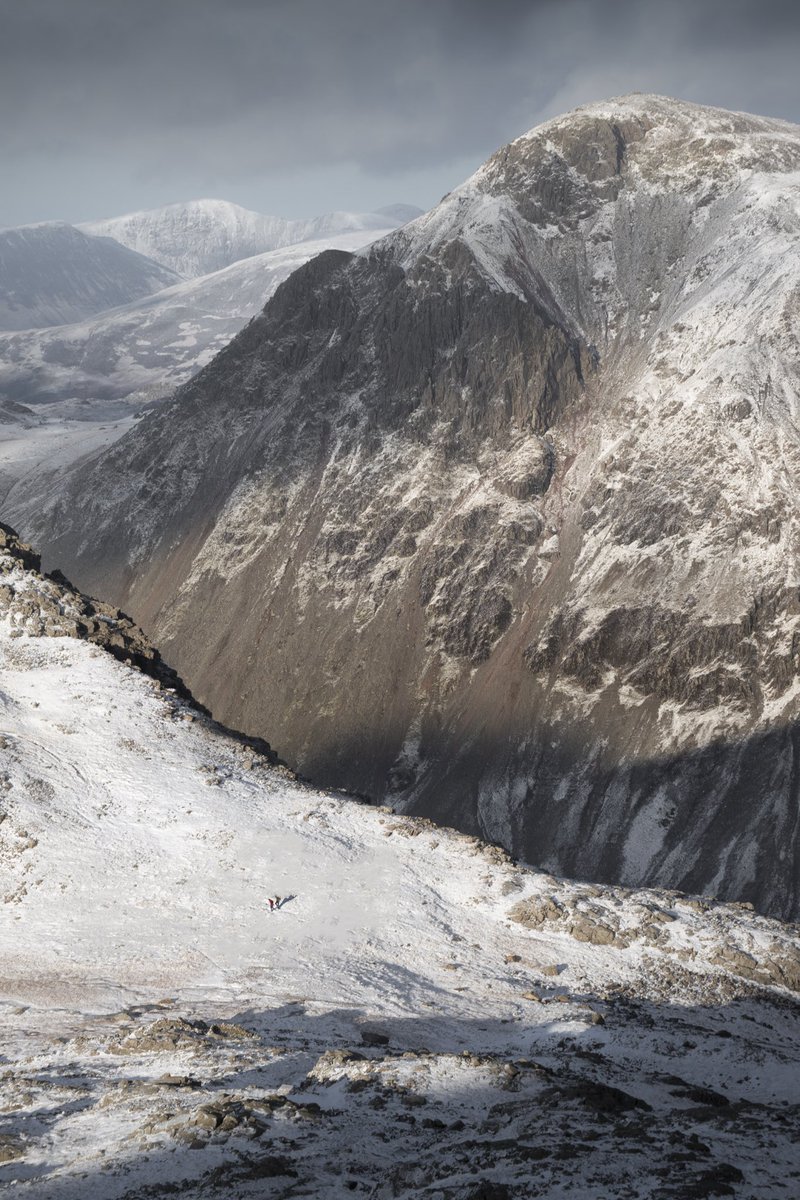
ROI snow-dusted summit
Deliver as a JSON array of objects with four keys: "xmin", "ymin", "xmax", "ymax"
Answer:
[
  {"xmin": 81, "ymin": 197, "xmax": 423, "ymax": 278},
  {"xmin": 0, "ymin": 521, "xmax": 798, "ymax": 1196}
]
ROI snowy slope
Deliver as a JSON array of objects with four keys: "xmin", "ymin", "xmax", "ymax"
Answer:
[
  {"xmin": 0, "ymin": 523, "xmax": 798, "ymax": 1197},
  {"xmin": 81, "ymin": 198, "xmax": 423, "ymax": 278},
  {"xmin": 0, "ymin": 222, "xmax": 179, "ymax": 331},
  {"xmin": 18, "ymin": 94, "xmax": 800, "ymax": 919}
]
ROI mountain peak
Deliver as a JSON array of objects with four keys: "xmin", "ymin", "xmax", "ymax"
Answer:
[
  {"xmin": 537, "ymin": 91, "xmax": 798, "ymax": 130},
  {"xmin": 79, "ymin": 198, "xmax": 421, "ymax": 278},
  {"xmin": 95, "ymin": 196, "xmax": 262, "ymax": 222},
  {"xmin": 499, "ymin": 92, "xmax": 800, "ymax": 173}
]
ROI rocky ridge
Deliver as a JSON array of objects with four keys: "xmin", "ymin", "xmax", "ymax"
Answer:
[
  {"xmin": 11, "ymin": 94, "xmax": 800, "ymax": 919},
  {"xmin": 0, "ymin": 519, "xmax": 193, "ymax": 698},
  {"xmin": 0, "ymin": 519, "xmax": 279, "ymax": 765}
]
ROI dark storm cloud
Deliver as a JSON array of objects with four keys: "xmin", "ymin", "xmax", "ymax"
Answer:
[
  {"xmin": 1, "ymin": 0, "xmax": 799, "ymax": 225},
  {"xmin": 2, "ymin": 0, "xmax": 544, "ymax": 168}
]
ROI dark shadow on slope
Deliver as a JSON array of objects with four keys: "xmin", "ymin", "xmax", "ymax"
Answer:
[
  {"xmin": 6, "ymin": 989, "xmax": 798, "ymax": 1200},
  {"xmin": 306, "ymin": 711, "xmax": 800, "ymax": 925}
]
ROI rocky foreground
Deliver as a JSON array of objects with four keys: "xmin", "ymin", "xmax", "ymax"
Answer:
[{"xmin": 0, "ymin": 524, "xmax": 798, "ymax": 1198}]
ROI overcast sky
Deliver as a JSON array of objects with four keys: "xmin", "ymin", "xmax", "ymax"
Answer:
[{"xmin": 2, "ymin": 0, "xmax": 799, "ymax": 227}]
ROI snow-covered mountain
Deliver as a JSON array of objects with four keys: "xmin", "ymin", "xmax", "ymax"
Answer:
[
  {"xmin": 12, "ymin": 95, "xmax": 800, "ymax": 919},
  {"xmin": 0, "ymin": 222, "xmax": 179, "ymax": 331},
  {"xmin": 0, "ymin": 521, "xmax": 798, "ymax": 1197},
  {"xmin": 80, "ymin": 197, "xmax": 423, "ymax": 278}
]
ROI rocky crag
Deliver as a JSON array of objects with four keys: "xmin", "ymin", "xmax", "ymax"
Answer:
[
  {"xmin": 0, "ymin": 520, "xmax": 195, "ymax": 694},
  {"xmin": 13, "ymin": 95, "xmax": 800, "ymax": 919},
  {"xmin": 0, "ymin": 519, "xmax": 279, "ymax": 764}
]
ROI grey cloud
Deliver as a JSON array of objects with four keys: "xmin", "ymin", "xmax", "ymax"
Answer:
[{"xmin": 1, "ymin": 0, "xmax": 798, "ymax": 225}]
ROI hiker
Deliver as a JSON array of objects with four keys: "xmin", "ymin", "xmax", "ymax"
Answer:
[
  {"xmin": 274, "ymin": 895, "xmax": 282, "ymax": 909},
  {"xmin": 267, "ymin": 897, "xmax": 275, "ymax": 912}
]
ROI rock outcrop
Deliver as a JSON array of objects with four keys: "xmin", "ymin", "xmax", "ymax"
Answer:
[
  {"xmin": 0, "ymin": 520, "xmax": 194, "ymax": 698},
  {"xmin": 12, "ymin": 95, "xmax": 800, "ymax": 918}
]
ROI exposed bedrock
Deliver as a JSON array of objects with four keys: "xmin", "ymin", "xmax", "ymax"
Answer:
[{"xmin": 12, "ymin": 96, "xmax": 800, "ymax": 918}]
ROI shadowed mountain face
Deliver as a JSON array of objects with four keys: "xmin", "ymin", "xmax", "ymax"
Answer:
[
  {"xmin": 0, "ymin": 223, "xmax": 179, "ymax": 330},
  {"xmin": 14, "ymin": 95, "xmax": 800, "ymax": 919}
]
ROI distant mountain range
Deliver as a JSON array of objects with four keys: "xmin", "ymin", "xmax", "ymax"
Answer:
[
  {"xmin": 79, "ymin": 197, "xmax": 424, "ymax": 278},
  {"xmin": 0, "ymin": 199, "xmax": 420, "ymax": 504},
  {"xmin": 0, "ymin": 199, "xmax": 424, "ymax": 336},
  {"xmin": 0, "ymin": 228, "xmax": 400, "ymax": 413},
  {"xmin": 14, "ymin": 94, "xmax": 800, "ymax": 921}
]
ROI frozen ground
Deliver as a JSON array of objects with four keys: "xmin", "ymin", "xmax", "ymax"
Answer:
[{"xmin": 0, "ymin": 531, "xmax": 798, "ymax": 1198}]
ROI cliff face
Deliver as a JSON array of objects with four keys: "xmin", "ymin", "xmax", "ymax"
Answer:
[{"xmin": 14, "ymin": 95, "xmax": 800, "ymax": 918}]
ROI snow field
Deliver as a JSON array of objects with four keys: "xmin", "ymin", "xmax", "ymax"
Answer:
[{"xmin": 0, "ymin": 610, "xmax": 797, "ymax": 1194}]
